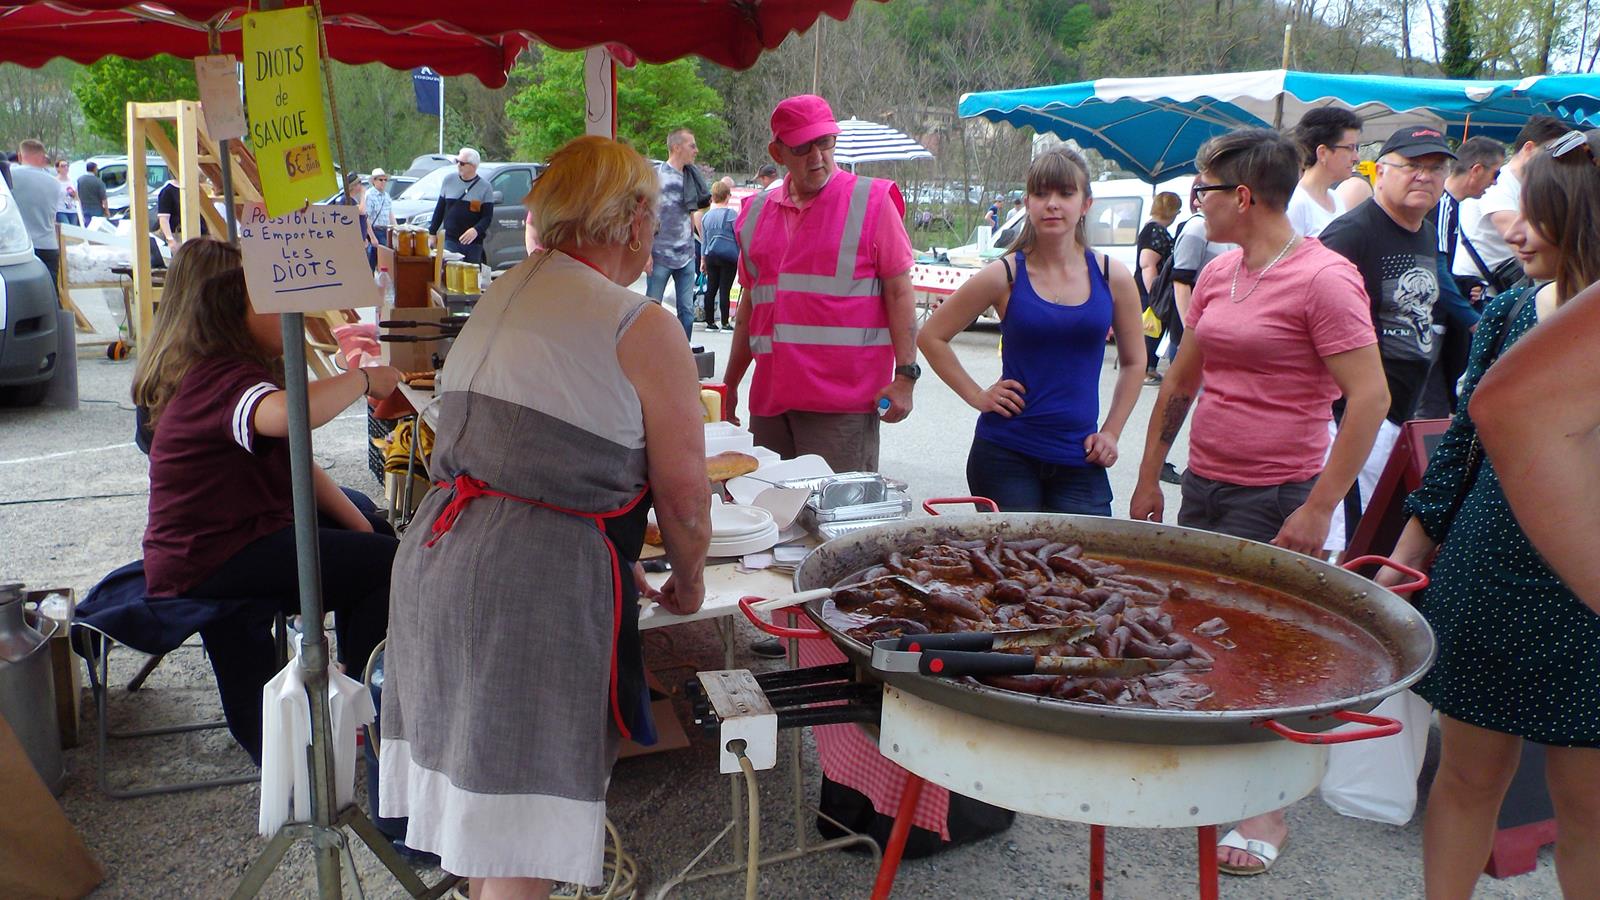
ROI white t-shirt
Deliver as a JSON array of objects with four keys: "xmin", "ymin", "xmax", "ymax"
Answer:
[
  {"xmin": 1286, "ymin": 184, "xmax": 1346, "ymax": 237},
  {"xmin": 1453, "ymin": 167, "xmax": 1520, "ymax": 278}
]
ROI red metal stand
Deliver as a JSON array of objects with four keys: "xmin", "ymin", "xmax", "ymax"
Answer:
[
  {"xmin": 1197, "ymin": 824, "xmax": 1219, "ymax": 900},
  {"xmin": 869, "ymin": 773, "xmax": 926, "ymax": 900},
  {"xmin": 1089, "ymin": 824, "xmax": 1106, "ymax": 900},
  {"xmin": 1485, "ymin": 820, "xmax": 1559, "ymax": 878}
]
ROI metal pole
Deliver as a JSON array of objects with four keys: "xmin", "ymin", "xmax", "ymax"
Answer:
[
  {"xmin": 207, "ymin": 24, "xmax": 239, "ymax": 244},
  {"xmin": 1273, "ymin": 24, "xmax": 1293, "ymax": 130},
  {"xmin": 811, "ymin": 20, "xmax": 821, "ymax": 95},
  {"xmin": 279, "ymin": 313, "xmax": 343, "ymax": 899},
  {"xmin": 438, "ymin": 76, "xmax": 445, "ymax": 155}
]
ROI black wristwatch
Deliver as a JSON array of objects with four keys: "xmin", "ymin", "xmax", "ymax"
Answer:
[{"xmin": 894, "ymin": 363, "xmax": 922, "ymax": 382}]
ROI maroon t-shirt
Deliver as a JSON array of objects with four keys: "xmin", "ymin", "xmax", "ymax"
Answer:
[{"xmin": 142, "ymin": 357, "xmax": 295, "ymax": 597}]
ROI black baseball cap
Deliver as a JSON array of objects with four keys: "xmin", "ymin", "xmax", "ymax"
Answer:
[{"xmin": 1379, "ymin": 126, "xmax": 1456, "ymax": 159}]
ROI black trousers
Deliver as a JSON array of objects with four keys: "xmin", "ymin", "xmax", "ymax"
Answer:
[
  {"xmin": 704, "ymin": 260, "xmax": 736, "ymax": 326},
  {"xmin": 190, "ymin": 491, "xmax": 395, "ymax": 764}
]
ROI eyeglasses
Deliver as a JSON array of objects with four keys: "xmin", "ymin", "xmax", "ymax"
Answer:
[
  {"xmin": 1330, "ymin": 143, "xmax": 1360, "ymax": 153},
  {"xmin": 782, "ymin": 133, "xmax": 836, "ymax": 156},
  {"xmin": 1192, "ymin": 182, "xmax": 1242, "ymax": 196},
  {"xmin": 1382, "ymin": 160, "xmax": 1449, "ymax": 178},
  {"xmin": 1549, "ymin": 130, "xmax": 1598, "ymax": 164},
  {"xmin": 456, "ymin": 161, "xmax": 472, "ymax": 167}
]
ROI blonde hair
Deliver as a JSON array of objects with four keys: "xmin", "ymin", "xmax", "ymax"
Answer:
[
  {"xmin": 132, "ymin": 240, "xmax": 277, "ymax": 426},
  {"xmin": 1152, "ymin": 191, "xmax": 1182, "ymax": 221},
  {"xmin": 711, "ymin": 180, "xmax": 732, "ymax": 203},
  {"xmin": 528, "ymin": 136, "xmax": 659, "ymax": 249}
]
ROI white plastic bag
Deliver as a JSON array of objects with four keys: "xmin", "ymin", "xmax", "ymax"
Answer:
[
  {"xmin": 1318, "ymin": 690, "xmax": 1434, "ymax": 825},
  {"xmin": 258, "ymin": 645, "xmax": 378, "ymax": 835}
]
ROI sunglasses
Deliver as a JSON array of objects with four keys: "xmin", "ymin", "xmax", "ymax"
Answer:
[
  {"xmin": 782, "ymin": 133, "xmax": 836, "ymax": 156},
  {"xmin": 1549, "ymin": 130, "xmax": 1598, "ymax": 164}
]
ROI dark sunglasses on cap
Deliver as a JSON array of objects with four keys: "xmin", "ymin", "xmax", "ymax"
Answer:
[
  {"xmin": 782, "ymin": 133, "xmax": 836, "ymax": 156},
  {"xmin": 1549, "ymin": 130, "xmax": 1598, "ymax": 165}
]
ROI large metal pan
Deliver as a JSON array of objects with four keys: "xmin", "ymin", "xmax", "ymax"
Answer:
[{"xmin": 781, "ymin": 512, "xmax": 1435, "ymax": 746}]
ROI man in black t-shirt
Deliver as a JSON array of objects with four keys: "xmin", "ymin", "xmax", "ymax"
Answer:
[
  {"xmin": 156, "ymin": 180, "xmax": 208, "ymax": 251},
  {"xmin": 1320, "ymin": 127, "xmax": 1455, "ymax": 425}
]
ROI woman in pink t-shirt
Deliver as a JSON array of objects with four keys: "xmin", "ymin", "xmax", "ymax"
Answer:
[{"xmin": 1129, "ymin": 128, "xmax": 1391, "ymax": 876}]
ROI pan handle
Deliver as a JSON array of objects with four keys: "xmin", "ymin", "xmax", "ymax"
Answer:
[
  {"xmin": 1258, "ymin": 709, "xmax": 1403, "ymax": 745},
  {"xmin": 1341, "ymin": 555, "xmax": 1429, "ymax": 596},
  {"xmin": 922, "ymin": 496, "xmax": 1000, "ymax": 516},
  {"xmin": 738, "ymin": 596, "xmax": 826, "ymax": 640}
]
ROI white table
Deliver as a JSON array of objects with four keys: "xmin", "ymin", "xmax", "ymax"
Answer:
[{"xmin": 640, "ymin": 560, "xmax": 795, "ymax": 669}]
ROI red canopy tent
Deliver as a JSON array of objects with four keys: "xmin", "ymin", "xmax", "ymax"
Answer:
[
  {"xmin": 0, "ymin": 0, "xmax": 868, "ymax": 71},
  {"xmin": 0, "ymin": 2, "xmax": 525, "ymax": 85}
]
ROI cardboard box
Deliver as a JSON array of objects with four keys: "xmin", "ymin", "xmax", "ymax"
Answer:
[{"xmin": 379, "ymin": 303, "xmax": 451, "ymax": 373}]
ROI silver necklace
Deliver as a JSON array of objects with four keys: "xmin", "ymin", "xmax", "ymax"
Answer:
[{"xmin": 1230, "ymin": 234, "xmax": 1299, "ymax": 303}]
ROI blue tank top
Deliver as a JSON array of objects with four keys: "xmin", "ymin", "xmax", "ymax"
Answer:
[{"xmin": 974, "ymin": 250, "xmax": 1114, "ymax": 466}]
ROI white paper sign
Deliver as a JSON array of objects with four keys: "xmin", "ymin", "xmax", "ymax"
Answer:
[
  {"xmin": 195, "ymin": 54, "xmax": 247, "ymax": 142},
  {"xmin": 239, "ymin": 202, "xmax": 377, "ymax": 313}
]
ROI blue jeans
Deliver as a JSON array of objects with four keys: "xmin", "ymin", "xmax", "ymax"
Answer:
[
  {"xmin": 966, "ymin": 436, "xmax": 1113, "ymax": 515},
  {"xmin": 647, "ymin": 259, "xmax": 697, "ymax": 341}
]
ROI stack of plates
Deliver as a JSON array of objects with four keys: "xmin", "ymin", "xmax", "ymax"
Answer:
[{"xmin": 708, "ymin": 504, "xmax": 779, "ymax": 557}]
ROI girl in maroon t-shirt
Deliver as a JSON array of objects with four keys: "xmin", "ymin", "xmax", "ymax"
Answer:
[{"xmin": 131, "ymin": 244, "xmax": 404, "ymax": 762}]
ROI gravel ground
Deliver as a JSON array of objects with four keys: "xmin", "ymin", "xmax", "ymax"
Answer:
[{"xmin": 0, "ymin": 290, "xmax": 1563, "ymax": 898}]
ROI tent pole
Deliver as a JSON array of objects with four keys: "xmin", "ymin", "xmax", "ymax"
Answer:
[
  {"xmin": 438, "ymin": 77, "xmax": 445, "ymax": 154},
  {"xmin": 1274, "ymin": 25, "xmax": 1293, "ymax": 129},
  {"xmin": 207, "ymin": 24, "xmax": 239, "ymax": 244}
]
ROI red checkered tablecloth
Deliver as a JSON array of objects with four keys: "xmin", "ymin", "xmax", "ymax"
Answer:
[{"xmin": 790, "ymin": 615, "xmax": 951, "ymax": 839}]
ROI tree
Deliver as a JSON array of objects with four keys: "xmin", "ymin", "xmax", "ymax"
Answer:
[
  {"xmin": 1441, "ymin": 0, "xmax": 1478, "ymax": 76},
  {"xmin": 506, "ymin": 50, "xmax": 727, "ymax": 165},
  {"xmin": 72, "ymin": 56, "xmax": 198, "ymax": 146},
  {"xmin": 0, "ymin": 60, "xmax": 113, "ymax": 158}
]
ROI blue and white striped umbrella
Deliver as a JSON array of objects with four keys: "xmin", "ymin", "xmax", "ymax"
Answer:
[
  {"xmin": 834, "ymin": 117, "xmax": 934, "ymax": 166},
  {"xmin": 960, "ymin": 69, "xmax": 1592, "ymax": 183}
]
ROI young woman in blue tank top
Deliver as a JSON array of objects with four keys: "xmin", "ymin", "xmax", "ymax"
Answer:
[{"xmin": 918, "ymin": 148, "xmax": 1147, "ymax": 514}]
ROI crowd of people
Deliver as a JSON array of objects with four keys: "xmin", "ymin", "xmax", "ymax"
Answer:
[{"xmin": 57, "ymin": 84, "xmax": 1598, "ymax": 899}]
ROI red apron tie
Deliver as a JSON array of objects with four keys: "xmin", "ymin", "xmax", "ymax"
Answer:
[{"xmin": 423, "ymin": 472, "xmax": 649, "ymax": 738}]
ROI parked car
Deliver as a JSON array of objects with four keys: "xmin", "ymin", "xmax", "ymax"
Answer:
[
  {"xmin": 69, "ymin": 155, "xmax": 172, "ymax": 223},
  {"xmin": 0, "ymin": 175, "xmax": 60, "ymax": 405},
  {"xmin": 391, "ymin": 161, "xmax": 545, "ymax": 271}
]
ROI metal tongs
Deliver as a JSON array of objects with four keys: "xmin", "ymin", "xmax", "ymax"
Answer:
[{"xmin": 870, "ymin": 624, "xmax": 1192, "ymax": 679}]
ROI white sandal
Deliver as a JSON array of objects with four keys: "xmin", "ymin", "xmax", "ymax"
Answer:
[{"xmin": 1217, "ymin": 828, "xmax": 1285, "ymax": 876}]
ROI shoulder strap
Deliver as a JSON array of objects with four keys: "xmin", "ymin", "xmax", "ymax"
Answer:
[
  {"xmin": 1100, "ymin": 252, "xmax": 1110, "ymax": 280},
  {"xmin": 1458, "ymin": 225, "xmax": 1495, "ymax": 281},
  {"xmin": 1001, "ymin": 255, "xmax": 1013, "ymax": 288}
]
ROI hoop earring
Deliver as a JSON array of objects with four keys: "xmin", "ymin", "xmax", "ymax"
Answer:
[{"xmin": 628, "ymin": 239, "xmax": 642, "ymax": 252}]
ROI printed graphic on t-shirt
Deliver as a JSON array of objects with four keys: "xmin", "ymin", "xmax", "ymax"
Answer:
[{"xmin": 1375, "ymin": 251, "xmax": 1439, "ymax": 361}]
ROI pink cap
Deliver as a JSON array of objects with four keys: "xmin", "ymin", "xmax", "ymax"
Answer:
[{"xmin": 770, "ymin": 94, "xmax": 840, "ymax": 147}]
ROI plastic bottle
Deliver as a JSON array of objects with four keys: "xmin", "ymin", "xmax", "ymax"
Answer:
[{"xmin": 375, "ymin": 265, "xmax": 395, "ymax": 306}]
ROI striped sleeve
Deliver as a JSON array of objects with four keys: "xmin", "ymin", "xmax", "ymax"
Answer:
[{"xmin": 231, "ymin": 381, "xmax": 279, "ymax": 453}]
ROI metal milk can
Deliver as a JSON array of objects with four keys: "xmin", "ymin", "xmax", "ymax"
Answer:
[{"xmin": 0, "ymin": 583, "xmax": 66, "ymax": 795}]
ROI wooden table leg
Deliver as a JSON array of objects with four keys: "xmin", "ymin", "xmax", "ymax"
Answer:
[{"xmin": 870, "ymin": 773, "xmax": 925, "ymax": 900}]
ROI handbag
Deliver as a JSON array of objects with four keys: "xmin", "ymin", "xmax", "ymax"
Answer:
[{"xmin": 1141, "ymin": 306, "xmax": 1164, "ymax": 339}]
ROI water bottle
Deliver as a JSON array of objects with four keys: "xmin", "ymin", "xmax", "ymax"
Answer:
[{"xmin": 375, "ymin": 265, "xmax": 395, "ymax": 307}]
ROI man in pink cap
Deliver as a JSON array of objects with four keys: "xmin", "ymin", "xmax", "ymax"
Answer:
[{"xmin": 721, "ymin": 93, "xmax": 919, "ymax": 474}]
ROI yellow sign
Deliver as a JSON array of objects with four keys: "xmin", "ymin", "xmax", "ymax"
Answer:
[{"xmin": 242, "ymin": 7, "xmax": 335, "ymax": 216}]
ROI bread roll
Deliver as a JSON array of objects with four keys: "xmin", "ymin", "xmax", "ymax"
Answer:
[
  {"xmin": 645, "ymin": 521, "xmax": 664, "ymax": 546},
  {"xmin": 706, "ymin": 450, "xmax": 759, "ymax": 482}
]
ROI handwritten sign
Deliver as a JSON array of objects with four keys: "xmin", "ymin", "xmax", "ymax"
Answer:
[
  {"xmin": 195, "ymin": 55, "xmax": 246, "ymax": 142},
  {"xmin": 239, "ymin": 202, "xmax": 377, "ymax": 313},
  {"xmin": 242, "ymin": 7, "xmax": 335, "ymax": 216}
]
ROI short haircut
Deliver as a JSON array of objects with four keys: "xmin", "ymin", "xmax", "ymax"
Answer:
[
  {"xmin": 86, "ymin": 161, "xmax": 98, "ymax": 173},
  {"xmin": 1452, "ymin": 136, "xmax": 1506, "ymax": 175},
  {"xmin": 1152, "ymin": 191, "xmax": 1182, "ymax": 220},
  {"xmin": 527, "ymin": 135, "xmax": 659, "ymax": 249},
  {"xmin": 1195, "ymin": 128, "xmax": 1300, "ymax": 212},
  {"xmin": 19, "ymin": 139, "xmax": 45, "ymax": 156},
  {"xmin": 667, "ymin": 128, "xmax": 694, "ymax": 150},
  {"xmin": 1292, "ymin": 107, "xmax": 1364, "ymax": 168},
  {"xmin": 710, "ymin": 180, "xmax": 731, "ymax": 203},
  {"xmin": 1515, "ymin": 115, "xmax": 1571, "ymax": 150}
]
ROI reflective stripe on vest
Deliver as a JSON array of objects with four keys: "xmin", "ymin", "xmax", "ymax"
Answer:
[{"xmin": 744, "ymin": 176, "xmax": 883, "ymax": 352}]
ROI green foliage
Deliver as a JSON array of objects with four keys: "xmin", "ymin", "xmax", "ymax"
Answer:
[
  {"xmin": 1441, "ymin": 0, "xmax": 1478, "ymax": 77},
  {"xmin": 72, "ymin": 56, "xmax": 198, "ymax": 146},
  {"xmin": 0, "ymin": 60, "xmax": 113, "ymax": 158},
  {"xmin": 506, "ymin": 51, "xmax": 728, "ymax": 166}
]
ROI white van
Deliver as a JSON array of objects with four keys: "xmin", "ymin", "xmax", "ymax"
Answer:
[{"xmin": 912, "ymin": 174, "xmax": 1194, "ymax": 322}]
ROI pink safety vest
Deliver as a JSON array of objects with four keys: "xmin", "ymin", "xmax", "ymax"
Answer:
[{"xmin": 738, "ymin": 171, "xmax": 903, "ymax": 417}]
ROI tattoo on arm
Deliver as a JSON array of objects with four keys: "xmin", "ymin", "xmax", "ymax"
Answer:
[{"xmin": 1158, "ymin": 393, "xmax": 1194, "ymax": 445}]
